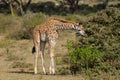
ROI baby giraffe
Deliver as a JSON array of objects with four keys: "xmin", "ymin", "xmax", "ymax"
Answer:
[{"xmin": 32, "ymin": 17, "xmax": 85, "ymax": 74}]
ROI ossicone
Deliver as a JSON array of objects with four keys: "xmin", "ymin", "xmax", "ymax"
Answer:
[{"xmin": 76, "ymin": 22, "xmax": 82, "ymax": 26}]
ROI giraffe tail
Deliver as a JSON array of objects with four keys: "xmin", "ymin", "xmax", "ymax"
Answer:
[{"xmin": 32, "ymin": 46, "xmax": 35, "ymax": 54}]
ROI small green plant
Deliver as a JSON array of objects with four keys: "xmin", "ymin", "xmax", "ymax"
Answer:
[
  {"xmin": 55, "ymin": 57, "xmax": 63, "ymax": 65},
  {"xmin": 56, "ymin": 67, "xmax": 70, "ymax": 75}
]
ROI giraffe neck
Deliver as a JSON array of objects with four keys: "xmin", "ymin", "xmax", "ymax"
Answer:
[{"xmin": 54, "ymin": 22, "xmax": 77, "ymax": 30}]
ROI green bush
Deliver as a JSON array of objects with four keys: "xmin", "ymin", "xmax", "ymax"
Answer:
[
  {"xmin": 67, "ymin": 7, "xmax": 120, "ymax": 74},
  {"xmin": 84, "ymin": 7, "xmax": 120, "ymax": 61},
  {"xmin": 91, "ymin": 7, "xmax": 120, "ymax": 25},
  {"xmin": 67, "ymin": 40, "xmax": 104, "ymax": 74}
]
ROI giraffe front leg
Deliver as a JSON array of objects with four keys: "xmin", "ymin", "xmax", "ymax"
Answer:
[
  {"xmin": 49, "ymin": 40, "xmax": 56, "ymax": 75},
  {"xmin": 40, "ymin": 51, "xmax": 46, "ymax": 74},
  {"xmin": 49, "ymin": 48, "xmax": 55, "ymax": 74}
]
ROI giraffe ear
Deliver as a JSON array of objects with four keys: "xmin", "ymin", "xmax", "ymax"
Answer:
[{"xmin": 78, "ymin": 22, "xmax": 82, "ymax": 25}]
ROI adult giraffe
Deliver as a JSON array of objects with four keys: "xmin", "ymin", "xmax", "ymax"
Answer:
[{"xmin": 32, "ymin": 17, "xmax": 85, "ymax": 74}]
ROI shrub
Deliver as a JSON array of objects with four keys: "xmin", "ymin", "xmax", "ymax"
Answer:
[
  {"xmin": 8, "ymin": 12, "xmax": 47, "ymax": 39},
  {"xmin": 0, "ymin": 14, "xmax": 22, "ymax": 34},
  {"xmin": 84, "ymin": 7, "xmax": 120, "ymax": 61},
  {"xmin": 67, "ymin": 40, "xmax": 104, "ymax": 74},
  {"xmin": 67, "ymin": 7, "xmax": 120, "ymax": 74},
  {"xmin": 7, "ymin": 27, "xmax": 32, "ymax": 39},
  {"xmin": 91, "ymin": 7, "xmax": 120, "ymax": 25}
]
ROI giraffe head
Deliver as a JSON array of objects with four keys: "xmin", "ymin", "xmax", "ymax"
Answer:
[{"xmin": 75, "ymin": 23, "xmax": 86, "ymax": 36}]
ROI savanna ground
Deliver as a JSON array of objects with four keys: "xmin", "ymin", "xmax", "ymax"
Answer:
[{"xmin": 0, "ymin": 0, "xmax": 120, "ymax": 80}]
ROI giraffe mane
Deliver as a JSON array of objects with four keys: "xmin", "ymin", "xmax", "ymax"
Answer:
[{"xmin": 48, "ymin": 17, "xmax": 76, "ymax": 24}]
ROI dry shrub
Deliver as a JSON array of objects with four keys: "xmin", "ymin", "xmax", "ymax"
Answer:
[{"xmin": 0, "ymin": 13, "xmax": 47, "ymax": 39}]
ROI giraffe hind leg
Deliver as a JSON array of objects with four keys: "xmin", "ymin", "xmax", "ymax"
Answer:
[
  {"xmin": 34, "ymin": 43, "xmax": 39, "ymax": 74},
  {"xmin": 33, "ymin": 30, "xmax": 40, "ymax": 74}
]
